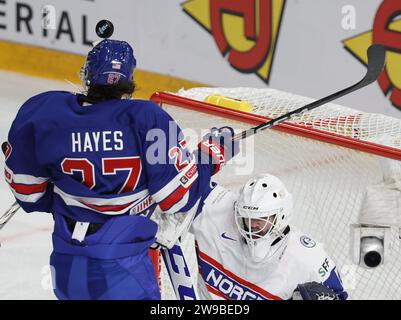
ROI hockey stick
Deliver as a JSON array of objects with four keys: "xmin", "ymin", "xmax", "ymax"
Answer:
[
  {"xmin": 146, "ymin": 207, "xmax": 199, "ymax": 300},
  {"xmin": 160, "ymin": 242, "xmax": 199, "ymax": 300},
  {"xmin": 234, "ymin": 44, "xmax": 386, "ymax": 141},
  {"xmin": 0, "ymin": 201, "xmax": 20, "ymax": 232}
]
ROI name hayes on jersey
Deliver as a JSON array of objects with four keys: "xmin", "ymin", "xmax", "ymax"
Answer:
[{"xmin": 71, "ymin": 131, "xmax": 124, "ymax": 153}]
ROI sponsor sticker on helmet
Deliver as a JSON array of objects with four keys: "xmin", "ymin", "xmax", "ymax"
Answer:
[{"xmin": 300, "ymin": 235, "xmax": 316, "ymax": 248}]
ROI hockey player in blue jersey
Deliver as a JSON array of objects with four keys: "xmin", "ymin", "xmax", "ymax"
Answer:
[{"xmin": 4, "ymin": 39, "xmax": 239, "ymax": 300}]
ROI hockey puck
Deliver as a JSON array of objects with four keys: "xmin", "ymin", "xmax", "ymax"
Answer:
[{"xmin": 95, "ymin": 20, "xmax": 114, "ymax": 39}]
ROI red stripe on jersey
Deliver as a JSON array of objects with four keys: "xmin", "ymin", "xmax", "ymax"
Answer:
[
  {"xmin": 80, "ymin": 200, "xmax": 134, "ymax": 212},
  {"xmin": 159, "ymin": 184, "xmax": 190, "ymax": 211},
  {"xmin": 197, "ymin": 247, "xmax": 283, "ymax": 300},
  {"xmin": 205, "ymin": 283, "xmax": 229, "ymax": 300},
  {"xmin": 10, "ymin": 181, "xmax": 49, "ymax": 195}
]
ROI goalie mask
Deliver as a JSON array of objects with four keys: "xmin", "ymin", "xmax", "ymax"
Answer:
[{"xmin": 234, "ymin": 174, "xmax": 293, "ymax": 262}]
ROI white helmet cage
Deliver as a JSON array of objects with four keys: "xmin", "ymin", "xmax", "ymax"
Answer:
[{"xmin": 234, "ymin": 174, "xmax": 293, "ymax": 261}]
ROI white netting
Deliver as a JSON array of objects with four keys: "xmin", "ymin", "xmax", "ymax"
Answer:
[
  {"xmin": 177, "ymin": 87, "xmax": 401, "ymax": 147},
  {"xmin": 157, "ymin": 87, "xmax": 401, "ymax": 300}
]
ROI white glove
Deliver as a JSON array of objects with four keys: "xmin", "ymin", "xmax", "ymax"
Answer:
[{"xmin": 150, "ymin": 202, "xmax": 198, "ymax": 249}]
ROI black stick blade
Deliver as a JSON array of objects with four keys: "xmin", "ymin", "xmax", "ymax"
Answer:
[{"xmin": 365, "ymin": 44, "xmax": 386, "ymax": 84}]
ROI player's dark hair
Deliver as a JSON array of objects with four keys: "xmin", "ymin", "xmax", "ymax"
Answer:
[{"xmin": 80, "ymin": 81, "xmax": 135, "ymax": 104}]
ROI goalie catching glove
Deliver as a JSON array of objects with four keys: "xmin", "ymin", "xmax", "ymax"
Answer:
[
  {"xmin": 197, "ymin": 126, "xmax": 239, "ymax": 175},
  {"xmin": 292, "ymin": 282, "xmax": 342, "ymax": 300}
]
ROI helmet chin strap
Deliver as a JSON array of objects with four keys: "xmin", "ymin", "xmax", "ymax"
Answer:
[{"xmin": 271, "ymin": 225, "xmax": 290, "ymax": 246}]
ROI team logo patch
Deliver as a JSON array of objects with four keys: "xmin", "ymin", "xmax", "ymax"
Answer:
[
  {"xmin": 111, "ymin": 60, "xmax": 122, "ymax": 70},
  {"xmin": 131, "ymin": 195, "xmax": 154, "ymax": 215},
  {"xmin": 107, "ymin": 73, "xmax": 121, "ymax": 84},
  {"xmin": 300, "ymin": 235, "xmax": 316, "ymax": 248},
  {"xmin": 180, "ymin": 176, "xmax": 189, "ymax": 185},
  {"xmin": 3, "ymin": 141, "xmax": 12, "ymax": 160}
]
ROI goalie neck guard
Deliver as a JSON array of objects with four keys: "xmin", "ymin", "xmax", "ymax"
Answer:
[{"xmin": 234, "ymin": 174, "xmax": 293, "ymax": 262}]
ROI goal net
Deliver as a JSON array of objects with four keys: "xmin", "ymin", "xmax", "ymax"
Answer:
[{"xmin": 150, "ymin": 87, "xmax": 401, "ymax": 300}]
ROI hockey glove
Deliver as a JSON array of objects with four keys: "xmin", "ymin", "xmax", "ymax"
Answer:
[
  {"xmin": 292, "ymin": 282, "xmax": 341, "ymax": 300},
  {"xmin": 197, "ymin": 126, "xmax": 239, "ymax": 175},
  {"xmin": 150, "ymin": 206, "xmax": 197, "ymax": 249}
]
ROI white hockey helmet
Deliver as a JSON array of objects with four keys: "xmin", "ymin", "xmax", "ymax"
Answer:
[{"xmin": 234, "ymin": 174, "xmax": 293, "ymax": 262}]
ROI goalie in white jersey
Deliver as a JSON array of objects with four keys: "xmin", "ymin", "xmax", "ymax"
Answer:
[{"xmin": 188, "ymin": 174, "xmax": 348, "ymax": 300}]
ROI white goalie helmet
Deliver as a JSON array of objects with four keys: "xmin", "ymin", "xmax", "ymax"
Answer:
[{"xmin": 234, "ymin": 174, "xmax": 293, "ymax": 262}]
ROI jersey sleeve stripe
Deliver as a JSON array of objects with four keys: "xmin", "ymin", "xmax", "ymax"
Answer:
[
  {"xmin": 151, "ymin": 161, "xmax": 198, "ymax": 203},
  {"xmin": 158, "ymin": 189, "xmax": 191, "ymax": 214},
  {"xmin": 54, "ymin": 186, "xmax": 149, "ymax": 215},
  {"xmin": 11, "ymin": 189, "xmax": 48, "ymax": 203},
  {"xmin": 4, "ymin": 164, "xmax": 49, "ymax": 184},
  {"xmin": 80, "ymin": 201, "xmax": 135, "ymax": 213},
  {"xmin": 205, "ymin": 283, "xmax": 229, "ymax": 300},
  {"xmin": 159, "ymin": 184, "xmax": 191, "ymax": 211},
  {"xmin": 54, "ymin": 186, "xmax": 149, "ymax": 205},
  {"xmin": 4, "ymin": 166, "xmax": 50, "ymax": 202},
  {"xmin": 9, "ymin": 181, "xmax": 49, "ymax": 195},
  {"xmin": 157, "ymin": 165, "xmax": 198, "ymax": 212},
  {"xmin": 162, "ymin": 191, "xmax": 190, "ymax": 214}
]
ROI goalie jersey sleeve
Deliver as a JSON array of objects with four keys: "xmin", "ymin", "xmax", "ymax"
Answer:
[
  {"xmin": 299, "ymin": 236, "xmax": 348, "ymax": 300},
  {"xmin": 4, "ymin": 91, "xmax": 214, "ymax": 222}
]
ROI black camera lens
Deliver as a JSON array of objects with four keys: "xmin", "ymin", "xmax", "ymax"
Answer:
[{"xmin": 364, "ymin": 251, "xmax": 382, "ymax": 268}]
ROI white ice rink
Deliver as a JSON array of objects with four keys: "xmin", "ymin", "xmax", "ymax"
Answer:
[{"xmin": 0, "ymin": 71, "xmax": 74, "ymax": 300}]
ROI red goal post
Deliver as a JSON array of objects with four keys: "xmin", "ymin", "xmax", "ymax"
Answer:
[{"xmin": 150, "ymin": 91, "xmax": 401, "ymax": 161}]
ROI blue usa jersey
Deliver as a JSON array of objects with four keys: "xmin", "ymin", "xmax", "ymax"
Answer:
[
  {"xmin": 4, "ymin": 91, "xmax": 214, "ymax": 299},
  {"xmin": 5, "ymin": 90, "xmax": 212, "ymax": 220}
]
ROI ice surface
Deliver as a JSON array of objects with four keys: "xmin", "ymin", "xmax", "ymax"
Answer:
[{"xmin": 0, "ymin": 71, "xmax": 73, "ymax": 300}]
